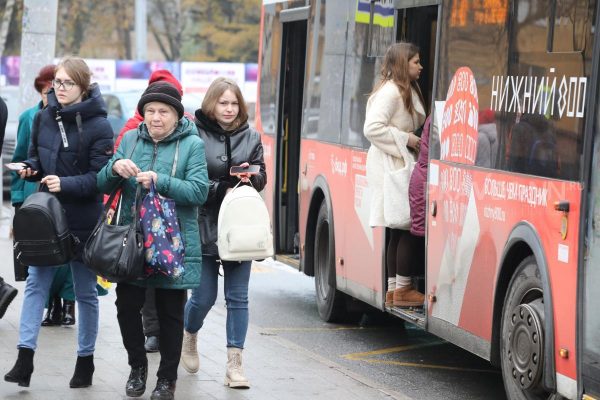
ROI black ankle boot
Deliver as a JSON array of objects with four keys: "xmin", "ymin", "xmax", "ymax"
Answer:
[
  {"xmin": 69, "ymin": 354, "xmax": 94, "ymax": 388},
  {"xmin": 41, "ymin": 296, "xmax": 61, "ymax": 326},
  {"xmin": 50, "ymin": 296, "xmax": 62, "ymax": 325},
  {"xmin": 150, "ymin": 378, "xmax": 176, "ymax": 400},
  {"xmin": 4, "ymin": 347, "xmax": 34, "ymax": 387},
  {"xmin": 62, "ymin": 300, "xmax": 75, "ymax": 325},
  {"xmin": 0, "ymin": 278, "xmax": 18, "ymax": 320},
  {"xmin": 125, "ymin": 363, "xmax": 148, "ymax": 397}
]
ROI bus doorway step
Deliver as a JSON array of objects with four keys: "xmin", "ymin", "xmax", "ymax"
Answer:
[
  {"xmin": 386, "ymin": 306, "xmax": 426, "ymax": 328},
  {"xmin": 274, "ymin": 254, "xmax": 300, "ymax": 269}
]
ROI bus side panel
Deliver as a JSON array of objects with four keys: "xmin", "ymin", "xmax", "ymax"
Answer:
[
  {"xmin": 261, "ymin": 135, "xmax": 276, "ymax": 216},
  {"xmin": 300, "ymin": 139, "xmax": 385, "ymax": 306},
  {"xmin": 427, "ymin": 160, "xmax": 579, "ymax": 380}
]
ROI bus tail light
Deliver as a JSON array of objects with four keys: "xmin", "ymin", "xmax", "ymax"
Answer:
[
  {"xmin": 430, "ymin": 200, "xmax": 437, "ymax": 217},
  {"xmin": 554, "ymin": 200, "xmax": 569, "ymax": 240},
  {"xmin": 554, "ymin": 201, "xmax": 570, "ymax": 212}
]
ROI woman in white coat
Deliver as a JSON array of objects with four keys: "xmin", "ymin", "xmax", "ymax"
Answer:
[{"xmin": 364, "ymin": 42, "xmax": 426, "ymax": 307}]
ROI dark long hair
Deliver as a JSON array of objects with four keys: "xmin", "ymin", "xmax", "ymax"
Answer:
[{"xmin": 371, "ymin": 42, "xmax": 424, "ymax": 115}]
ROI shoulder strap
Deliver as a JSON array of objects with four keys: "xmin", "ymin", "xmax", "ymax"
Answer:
[
  {"xmin": 127, "ymin": 134, "xmax": 139, "ymax": 159},
  {"xmin": 171, "ymin": 139, "xmax": 180, "ymax": 177},
  {"xmin": 113, "ymin": 135, "xmax": 139, "ymax": 225},
  {"xmin": 31, "ymin": 111, "xmax": 41, "ymax": 150},
  {"xmin": 74, "ymin": 112, "xmax": 86, "ymax": 174}
]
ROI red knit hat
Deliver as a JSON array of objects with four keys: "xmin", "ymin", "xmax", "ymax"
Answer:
[
  {"xmin": 478, "ymin": 109, "xmax": 495, "ymax": 125},
  {"xmin": 34, "ymin": 65, "xmax": 55, "ymax": 93},
  {"xmin": 148, "ymin": 69, "xmax": 183, "ymax": 96}
]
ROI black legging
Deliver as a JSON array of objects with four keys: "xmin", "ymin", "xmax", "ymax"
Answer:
[{"xmin": 386, "ymin": 229, "xmax": 425, "ymax": 278}]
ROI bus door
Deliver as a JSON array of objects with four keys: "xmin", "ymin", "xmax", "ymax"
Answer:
[
  {"xmin": 582, "ymin": 54, "xmax": 600, "ymax": 400},
  {"xmin": 384, "ymin": 2, "xmax": 438, "ymax": 322},
  {"xmin": 395, "ymin": 0, "xmax": 439, "ymax": 112},
  {"xmin": 275, "ymin": 13, "xmax": 307, "ymax": 261}
]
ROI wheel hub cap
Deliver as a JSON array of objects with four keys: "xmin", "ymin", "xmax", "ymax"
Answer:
[{"xmin": 507, "ymin": 303, "xmax": 544, "ymax": 390}]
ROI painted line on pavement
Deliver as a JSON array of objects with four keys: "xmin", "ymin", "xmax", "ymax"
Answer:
[
  {"xmin": 260, "ymin": 326, "xmax": 377, "ymax": 333},
  {"xmin": 342, "ymin": 342, "xmax": 500, "ymax": 374},
  {"xmin": 266, "ymin": 333, "xmax": 416, "ymax": 400}
]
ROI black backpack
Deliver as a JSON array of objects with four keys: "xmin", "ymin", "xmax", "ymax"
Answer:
[{"xmin": 13, "ymin": 192, "xmax": 79, "ymax": 266}]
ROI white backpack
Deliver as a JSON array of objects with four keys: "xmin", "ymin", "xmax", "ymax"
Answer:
[{"xmin": 217, "ymin": 184, "xmax": 274, "ymax": 261}]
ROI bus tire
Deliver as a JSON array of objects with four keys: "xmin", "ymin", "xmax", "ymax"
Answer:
[
  {"xmin": 500, "ymin": 256, "xmax": 552, "ymax": 400},
  {"xmin": 314, "ymin": 201, "xmax": 346, "ymax": 322}
]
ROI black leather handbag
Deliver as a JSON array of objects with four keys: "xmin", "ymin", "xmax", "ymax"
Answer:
[{"xmin": 83, "ymin": 184, "xmax": 144, "ymax": 283}]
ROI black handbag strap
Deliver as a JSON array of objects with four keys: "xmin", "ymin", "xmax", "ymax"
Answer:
[
  {"xmin": 102, "ymin": 136, "xmax": 141, "ymax": 225},
  {"xmin": 103, "ymin": 183, "xmax": 142, "ymax": 226}
]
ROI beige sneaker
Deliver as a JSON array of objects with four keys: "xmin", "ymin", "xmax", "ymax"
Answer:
[
  {"xmin": 181, "ymin": 330, "xmax": 199, "ymax": 373},
  {"xmin": 225, "ymin": 347, "xmax": 250, "ymax": 388},
  {"xmin": 393, "ymin": 286, "xmax": 424, "ymax": 307},
  {"xmin": 385, "ymin": 290, "xmax": 394, "ymax": 307}
]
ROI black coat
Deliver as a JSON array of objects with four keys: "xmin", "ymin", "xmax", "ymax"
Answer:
[
  {"xmin": 195, "ymin": 110, "xmax": 266, "ymax": 256},
  {"xmin": 24, "ymin": 84, "xmax": 114, "ymax": 258}
]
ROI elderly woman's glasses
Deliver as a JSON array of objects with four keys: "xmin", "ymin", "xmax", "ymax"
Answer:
[{"xmin": 52, "ymin": 79, "xmax": 76, "ymax": 91}]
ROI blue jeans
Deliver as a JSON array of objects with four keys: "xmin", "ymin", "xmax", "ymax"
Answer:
[
  {"xmin": 184, "ymin": 256, "xmax": 251, "ymax": 348},
  {"xmin": 18, "ymin": 261, "xmax": 99, "ymax": 356}
]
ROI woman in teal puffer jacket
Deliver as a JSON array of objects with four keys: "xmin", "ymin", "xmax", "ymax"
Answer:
[{"xmin": 97, "ymin": 82, "xmax": 208, "ymax": 400}]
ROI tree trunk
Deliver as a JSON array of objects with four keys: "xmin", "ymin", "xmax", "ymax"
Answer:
[{"xmin": 0, "ymin": 0, "xmax": 16, "ymax": 56}]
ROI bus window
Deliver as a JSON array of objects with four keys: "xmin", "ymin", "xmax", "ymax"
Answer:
[
  {"xmin": 366, "ymin": 0, "xmax": 395, "ymax": 58},
  {"xmin": 550, "ymin": 0, "xmax": 592, "ymax": 52},
  {"xmin": 433, "ymin": 0, "xmax": 595, "ymax": 181}
]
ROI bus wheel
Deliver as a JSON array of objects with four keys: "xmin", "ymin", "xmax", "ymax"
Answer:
[
  {"xmin": 500, "ymin": 256, "xmax": 552, "ymax": 399},
  {"xmin": 314, "ymin": 201, "xmax": 346, "ymax": 322}
]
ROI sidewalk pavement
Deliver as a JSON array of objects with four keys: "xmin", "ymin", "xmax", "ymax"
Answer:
[{"xmin": 0, "ymin": 206, "xmax": 406, "ymax": 400}]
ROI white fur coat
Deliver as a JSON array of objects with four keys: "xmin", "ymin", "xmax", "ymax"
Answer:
[{"xmin": 364, "ymin": 80, "xmax": 425, "ymax": 228}]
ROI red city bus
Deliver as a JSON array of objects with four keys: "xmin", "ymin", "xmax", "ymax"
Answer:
[{"xmin": 255, "ymin": 1, "xmax": 600, "ymax": 399}]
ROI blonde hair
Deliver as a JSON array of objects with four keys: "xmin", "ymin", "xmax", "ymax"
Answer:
[
  {"xmin": 372, "ymin": 42, "xmax": 424, "ymax": 115},
  {"xmin": 201, "ymin": 77, "xmax": 248, "ymax": 129},
  {"xmin": 56, "ymin": 56, "xmax": 92, "ymax": 98}
]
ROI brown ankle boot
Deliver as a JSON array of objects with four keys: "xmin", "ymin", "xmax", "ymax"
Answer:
[
  {"xmin": 393, "ymin": 287, "xmax": 424, "ymax": 307},
  {"xmin": 385, "ymin": 291, "xmax": 394, "ymax": 307}
]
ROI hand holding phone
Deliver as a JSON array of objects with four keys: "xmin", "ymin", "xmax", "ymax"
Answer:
[
  {"xmin": 230, "ymin": 164, "xmax": 260, "ymax": 175},
  {"xmin": 5, "ymin": 162, "xmax": 26, "ymax": 171},
  {"xmin": 230, "ymin": 163, "xmax": 259, "ymax": 183}
]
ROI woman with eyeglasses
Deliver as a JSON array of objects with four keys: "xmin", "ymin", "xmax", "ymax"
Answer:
[{"xmin": 4, "ymin": 57, "xmax": 114, "ymax": 390}]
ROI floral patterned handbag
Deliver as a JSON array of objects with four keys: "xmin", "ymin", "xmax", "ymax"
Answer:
[{"xmin": 139, "ymin": 140, "xmax": 185, "ymax": 278}]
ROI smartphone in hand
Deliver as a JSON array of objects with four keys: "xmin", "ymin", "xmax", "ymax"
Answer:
[
  {"xmin": 5, "ymin": 162, "xmax": 26, "ymax": 171},
  {"xmin": 230, "ymin": 165, "xmax": 260, "ymax": 175}
]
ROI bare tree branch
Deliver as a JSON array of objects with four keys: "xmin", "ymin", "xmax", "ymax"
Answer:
[{"xmin": 0, "ymin": 0, "xmax": 16, "ymax": 56}]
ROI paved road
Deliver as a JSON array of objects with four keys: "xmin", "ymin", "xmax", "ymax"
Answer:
[{"xmin": 249, "ymin": 259, "xmax": 507, "ymax": 400}]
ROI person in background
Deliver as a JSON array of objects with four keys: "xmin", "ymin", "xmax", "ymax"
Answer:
[
  {"xmin": 0, "ymin": 95, "xmax": 19, "ymax": 320},
  {"xmin": 363, "ymin": 42, "xmax": 426, "ymax": 307},
  {"xmin": 4, "ymin": 56, "xmax": 114, "ymax": 389},
  {"xmin": 97, "ymin": 82, "xmax": 208, "ymax": 400},
  {"xmin": 11, "ymin": 64, "xmax": 79, "ymax": 327},
  {"xmin": 11, "ymin": 65, "xmax": 53, "ymax": 206},
  {"xmin": 475, "ymin": 109, "xmax": 498, "ymax": 169},
  {"xmin": 109, "ymin": 69, "xmax": 191, "ymax": 354},
  {"xmin": 181, "ymin": 77, "xmax": 266, "ymax": 389},
  {"xmin": 507, "ymin": 113, "xmax": 558, "ymax": 177}
]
